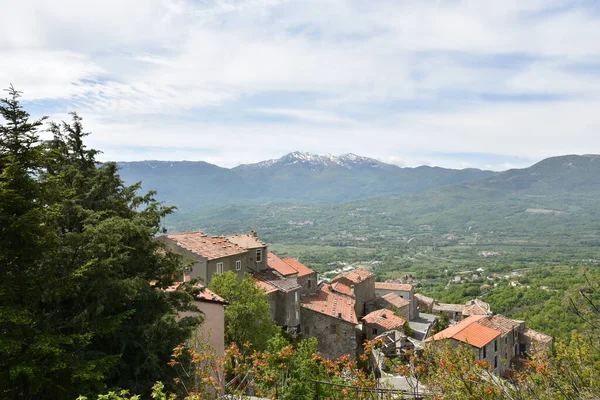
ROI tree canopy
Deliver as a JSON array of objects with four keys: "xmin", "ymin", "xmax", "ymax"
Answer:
[{"xmin": 0, "ymin": 87, "xmax": 199, "ymax": 399}]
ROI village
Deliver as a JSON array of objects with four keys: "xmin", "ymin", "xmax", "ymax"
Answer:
[{"xmin": 158, "ymin": 230, "xmax": 553, "ymax": 391}]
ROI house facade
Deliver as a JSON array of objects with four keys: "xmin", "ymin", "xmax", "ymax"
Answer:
[
  {"xmin": 331, "ymin": 269, "xmax": 375, "ymax": 318},
  {"xmin": 425, "ymin": 314, "xmax": 551, "ymax": 375},
  {"xmin": 301, "ymin": 283, "xmax": 358, "ymax": 360},
  {"xmin": 366, "ymin": 293, "xmax": 411, "ymax": 321},
  {"xmin": 374, "ymin": 282, "xmax": 418, "ymax": 320},
  {"xmin": 362, "ymin": 309, "xmax": 405, "ymax": 341}
]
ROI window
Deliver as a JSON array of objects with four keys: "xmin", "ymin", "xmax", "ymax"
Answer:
[
  {"xmin": 494, "ymin": 356, "xmax": 498, "ymax": 369},
  {"xmin": 295, "ymin": 292, "xmax": 299, "ymax": 302},
  {"xmin": 236, "ymin": 260, "xmax": 241, "ymax": 271},
  {"xmin": 308, "ymin": 280, "xmax": 312, "ymax": 288},
  {"xmin": 372, "ymin": 328, "xmax": 378, "ymax": 335},
  {"xmin": 483, "ymin": 345, "xmax": 487, "ymax": 358},
  {"xmin": 494, "ymin": 340, "xmax": 498, "ymax": 352},
  {"xmin": 256, "ymin": 249, "xmax": 263, "ymax": 262},
  {"xmin": 296, "ymin": 310, "xmax": 299, "ymax": 321},
  {"xmin": 216, "ymin": 262, "xmax": 224, "ymax": 274}
]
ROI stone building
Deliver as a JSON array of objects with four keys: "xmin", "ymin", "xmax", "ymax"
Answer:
[
  {"xmin": 253, "ymin": 268, "xmax": 301, "ymax": 332},
  {"xmin": 462, "ymin": 299, "xmax": 492, "ymax": 318},
  {"xmin": 374, "ymin": 282, "xmax": 418, "ymax": 320},
  {"xmin": 415, "ymin": 293, "xmax": 435, "ymax": 312},
  {"xmin": 432, "ymin": 302, "xmax": 466, "ymax": 322},
  {"xmin": 282, "ymin": 257, "xmax": 319, "ymax": 296},
  {"xmin": 301, "ymin": 283, "xmax": 358, "ymax": 360},
  {"xmin": 425, "ymin": 314, "xmax": 551, "ymax": 376},
  {"xmin": 331, "ymin": 268, "xmax": 375, "ymax": 317},
  {"xmin": 223, "ymin": 232, "xmax": 269, "ymax": 272},
  {"xmin": 362, "ymin": 309, "xmax": 406, "ymax": 341},
  {"xmin": 366, "ymin": 293, "xmax": 410, "ymax": 321},
  {"xmin": 157, "ymin": 231, "xmax": 267, "ymax": 283},
  {"xmin": 266, "ymin": 252, "xmax": 318, "ymax": 297}
]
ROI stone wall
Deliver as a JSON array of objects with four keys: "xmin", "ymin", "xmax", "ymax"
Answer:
[
  {"xmin": 301, "ymin": 308, "xmax": 357, "ymax": 360},
  {"xmin": 333, "ymin": 275, "xmax": 375, "ymax": 318},
  {"xmin": 297, "ymin": 272, "xmax": 319, "ymax": 297},
  {"xmin": 274, "ymin": 289, "xmax": 301, "ymax": 329},
  {"xmin": 374, "ymin": 287, "xmax": 417, "ymax": 320}
]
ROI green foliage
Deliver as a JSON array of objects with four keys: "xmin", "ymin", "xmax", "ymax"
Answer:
[
  {"xmin": 0, "ymin": 88, "xmax": 198, "ymax": 399},
  {"xmin": 208, "ymin": 271, "xmax": 277, "ymax": 351}
]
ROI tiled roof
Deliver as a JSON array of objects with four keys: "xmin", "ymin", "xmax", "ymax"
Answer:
[
  {"xmin": 301, "ymin": 284, "xmax": 358, "ymax": 324},
  {"xmin": 452, "ymin": 322, "xmax": 501, "ymax": 348},
  {"xmin": 282, "ymin": 257, "xmax": 316, "ymax": 277},
  {"xmin": 425, "ymin": 315, "xmax": 499, "ymax": 348},
  {"xmin": 253, "ymin": 269, "xmax": 301, "ymax": 294},
  {"xmin": 267, "ymin": 252, "xmax": 298, "ymax": 276},
  {"xmin": 362, "ymin": 309, "xmax": 405, "ymax": 331},
  {"xmin": 253, "ymin": 276, "xmax": 279, "ymax": 294},
  {"xmin": 477, "ymin": 314, "xmax": 520, "ymax": 335},
  {"xmin": 331, "ymin": 282, "xmax": 354, "ymax": 297},
  {"xmin": 433, "ymin": 303, "xmax": 466, "ymax": 313},
  {"xmin": 195, "ymin": 287, "xmax": 228, "ymax": 304},
  {"xmin": 381, "ymin": 293, "xmax": 410, "ymax": 308},
  {"xmin": 223, "ymin": 233, "xmax": 266, "ymax": 249},
  {"xmin": 415, "ymin": 293, "xmax": 435, "ymax": 306},
  {"xmin": 332, "ymin": 268, "xmax": 374, "ymax": 284},
  {"xmin": 163, "ymin": 232, "xmax": 247, "ymax": 260},
  {"xmin": 463, "ymin": 299, "xmax": 491, "ymax": 316},
  {"xmin": 375, "ymin": 282, "xmax": 413, "ymax": 292},
  {"xmin": 161, "ymin": 282, "xmax": 228, "ymax": 305}
]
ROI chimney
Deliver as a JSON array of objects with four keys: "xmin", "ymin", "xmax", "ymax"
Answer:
[
  {"xmin": 251, "ymin": 230, "xmax": 257, "ymax": 237},
  {"xmin": 351, "ymin": 284, "xmax": 355, "ymax": 295},
  {"xmin": 338, "ymin": 312, "xmax": 342, "ymax": 318}
]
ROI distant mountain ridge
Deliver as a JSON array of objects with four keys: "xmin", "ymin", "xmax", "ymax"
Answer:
[{"xmin": 116, "ymin": 151, "xmax": 496, "ymax": 210}]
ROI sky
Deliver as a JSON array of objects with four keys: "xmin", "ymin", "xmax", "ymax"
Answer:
[{"xmin": 2, "ymin": 0, "xmax": 600, "ymax": 171}]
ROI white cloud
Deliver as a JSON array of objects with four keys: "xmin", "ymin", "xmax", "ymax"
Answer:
[{"xmin": 2, "ymin": 0, "xmax": 600, "ymax": 169}]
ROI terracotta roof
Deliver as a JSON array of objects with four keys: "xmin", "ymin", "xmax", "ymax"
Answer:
[
  {"xmin": 195, "ymin": 287, "xmax": 228, "ymax": 304},
  {"xmin": 524, "ymin": 328, "xmax": 553, "ymax": 344},
  {"xmin": 301, "ymin": 284, "xmax": 358, "ymax": 324},
  {"xmin": 375, "ymin": 282, "xmax": 413, "ymax": 292},
  {"xmin": 223, "ymin": 233, "xmax": 266, "ymax": 249},
  {"xmin": 161, "ymin": 282, "xmax": 228, "ymax": 305},
  {"xmin": 415, "ymin": 293, "xmax": 435, "ymax": 306},
  {"xmin": 282, "ymin": 257, "xmax": 316, "ymax": 277},
  {"xmin": 477, "ymin": 314, "xmax": 520, "ymax": 336},
  {"xmin": 463, "ymin": 299, "xmax": 491, "ymax": 316},
  {"xmin": 380, "ymin": 293, "xmax": 410, "ymax": 308},
  {"xmin": 331, "ymin": 282, "xmax": 354, "ymax": 297},
  {"xmin": 267, "ymin": 252, "xmax": 298, "ymax": 276},
  {"xmin": 433, "ymin": 303, "xmax": 466, "ymax": 313},
  {"xmin": 332, "ymin": 268, "xmax": 374, "ymax": 284},
  {"xmin": 452, "ymin": 322, "xmax": 501, "ymax": 348},
  {"xmin": 253, "ymin": 269, "xmax": 301, "ymax": 294},
  {"xmin": 362, "ymin": 309, "xmax": 405, "ymax": 331},
  {"xmin": 253, "ymin": 276, "xmax": 279, "ymax": 294},
  {"xmin": 163, "ymin": 232, "xmax": 247, "ymax": 260},
  {"xmin": 426, "ymin": 315, "xmax": 489, "ymax": 345}
]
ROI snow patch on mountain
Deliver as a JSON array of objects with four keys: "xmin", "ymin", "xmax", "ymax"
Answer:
[{"xmin": 238, "ymin": 151, "xmax": 387, "ymax": 170}]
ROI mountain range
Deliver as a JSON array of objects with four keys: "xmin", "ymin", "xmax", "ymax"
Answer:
[
  {"xmin": 116, "ymin": 151, "xmax": 496, "ymax": 209},
  {"xmin": 116, "ymin": 153, "xmax": 600, "ymax": 246}
]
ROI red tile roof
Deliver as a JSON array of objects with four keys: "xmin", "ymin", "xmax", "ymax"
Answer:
[
  {"xmin": 331, "ymin": 282, "xmax": 354, "ymax": 297},
  {"xmin": 463, "ymin": 299, "xmax": 491, "ymax": 317},
  {"xmin": 453, "ymin": 323, "xmax": 501, "ymax": 348},
  {"xmin": 415, "ymin": 293, "xmax": 435, "ymax": 306},
  {"xmin": 282, "ymin": 257, "xmax": 316, "ymax": 277},
  {"xmin": 163, "ymin": 232, "xmax": 247, "ymax": 260},
  {"xmin": 362, "ymin": 309, "xmax": 405, "ymax": 331},
  {"xmin": 477, "ymin": 314, "xmax": 520, "ymax": 335},
  {"xmin": 301, "ymin": 284, "xmax": 358, "ymax": 324},
  {"xmin": 223, "ymin": 233, "xmax": 266, "ymax": 249},
  {"xmin": 381, "ymin": 293, "xmax": 410, "ymax": 308},
  {"xmin": 160, "ymin": 282, "xmax": 228, "ymax": 305},
  {"xmin": 425, "ymin": 315, "xmax": 501, "ymax": 348},
  {"xmin": 375, "ymin": 282, "xmax": 413, "ymax": 292},
  {"xmin": 253, "ymin": 269, "xmax": 301, "ymax": 294},
  {"xmin": 253, "ymin": 276, "xmax": 279, "ymax": 294},
  {"xmin": 267, "ymin": 252, "xmax": 298, "ymax": 276},
  {"xmin": 332, "ymin": 268, "xmax": 374, "ymax": 284}
]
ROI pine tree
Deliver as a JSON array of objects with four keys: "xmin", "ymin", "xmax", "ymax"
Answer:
[{"xmin": 0, "ymin": 87, "xmax": 200, "ymax": 399}]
